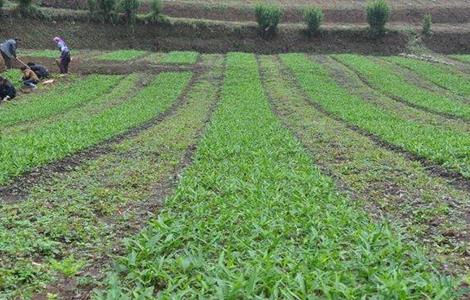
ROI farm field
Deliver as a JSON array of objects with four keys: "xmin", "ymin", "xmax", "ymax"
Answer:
[{"xmin": 0, "ymin": 50, "xmax": 470, "ymax": 298}]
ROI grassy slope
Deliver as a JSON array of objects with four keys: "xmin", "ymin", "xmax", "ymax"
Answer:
[
  {"xmin": 334, "ymin": 54, "xmax": 470, "ymax": 120},
  {"xmin": 97, "ymin": 53, "xmax": 455, "ymax": 298},
  {"xmin": 281, "ymin": 54, "xmax": 470, "ymax": 179},
  {"xmin": 0, "ymin": 55, "xmax": 224, "ymax": 299}
]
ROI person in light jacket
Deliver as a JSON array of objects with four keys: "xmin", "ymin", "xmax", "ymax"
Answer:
[{"xmin": 53, "ymin": 37, "xmax": 71, "ymax": 74}]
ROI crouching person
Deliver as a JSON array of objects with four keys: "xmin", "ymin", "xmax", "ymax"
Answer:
[
  {"xmin": 21, "ymin": 66, "xmax": 40, "ymax": 89},
  {"xmin": 0, "ymin": 76, "xmax": 16, "ymax": 102},
  {"xmin": 27, "ymin": 62, "xmax": 49, "ymax": 79}
]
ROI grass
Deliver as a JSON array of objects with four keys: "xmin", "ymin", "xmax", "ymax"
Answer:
[
  {"xmin": 281, "ymin": 53, "xmax": 470, "ymax": 178},
  {"xmin": 0, "ymin": 55, "xmax": 223, "ymax": 299},
  {"xmin": 0, "ymin": 75, "xmax": 120, "ymax": 127},
  {"xmin": 259, "ymin": 54, "xmax": 470, "ymax": 274},
  {"xmin": 160, "ymin": 51, "xmax": 200, "ymax": 64},
  {"xmin": 97, "ymin": 50, "xmax": 149, "ymax": 61},
  {"xmin": 19, "ymin": 49, "xmax": 61, "ymax": 59},
  {"xmin": 385, "ymin": 56, "xmax": 470, "ymax": 97},
  {"xmin": 334, "ymin": 54, "xmax": 470, "ymax": 120},
  {"xmin": 96, "ymin": 53, "xmax": 455, "ymax": 298},
  {"xmin": 0, "ymin": 72, "xmax": 192, "ymax": 184},
  {"xmin": 0, "ymin": 69, "xmax": 23, "ymax": 89}
]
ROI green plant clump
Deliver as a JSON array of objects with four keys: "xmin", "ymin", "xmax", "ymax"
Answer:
[
  {"xmin": 422, "ymin": 13, "xmax": 432, "ymax": 37},
  {"xmin": 366, "ymin": 0, "xmax": 390, "ymax": 37},
  {"xmin": 145, "ymin": 0, "xmax": 164, "ymax": 23},
  {"xmin": 119, "ymin": 0, "xmax": 139, "ymax": 24},
  {"xmin": 304, "ymin": 7, "xmax": 324, "ymax": 35},
  {"xmin": 255, "ymin": 4, "xmax": 282, "ymax": 37}
]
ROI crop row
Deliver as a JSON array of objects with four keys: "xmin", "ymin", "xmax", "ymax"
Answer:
[
  {"xmin": 96, "ymin": 53, "xmax": 454, "ymax": 298},
  {"xmin": 259, "ymin": 54, "xmax": 470, "ymax": 274},
  {"xmin": 386, "ymin": 56, "xmax": 470, "ymax": 98},
  {"xmin": 0, "ymin": 74, "xmax": 121, "ymax": 127},
  {"xmin": 281, "ymin": 54, "xmax": 470, "ymax": 178},
  {"xmin": 334, "ymin": 54, "xmax": 470, "ymax": 120},
  {"xmin": 0, "ymin": 55, "xmax": 224, "ymax": 298},
  {"xmin": 0, "ymin": 72, "xmax": 192, "ymax": 184},
  {"xmin": 96, "ymin": 49, "xmax": 200, "ymax": 64}
]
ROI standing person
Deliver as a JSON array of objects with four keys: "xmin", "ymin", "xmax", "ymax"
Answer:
[
  {"xmin": 21, "ymin": 66, "xmax": 40, "ymax": 89},
  {"xmin": 53, "ymin": 37, "xmax": 71, "ymax": 74},
  {"xmin": 0, "ymin": 76, "xmax": 16, "ymax": 102},
  {"xmin": 0, "ymin": 38, "xmax": 19, "ymax": 70}
]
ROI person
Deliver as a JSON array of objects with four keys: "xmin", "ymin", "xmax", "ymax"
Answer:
[
  {"xmin": 27, "ymin": 62, "xmax": 50, "ymax": 79},
  {"xmin": 53, "ymin": 37, "xmax": 71, "ymax": 74},
  {"xmin": 0, "ymin": 38, "xmax": 19, "ymax": 70},
  {"xmin": 21, "ymin": 66, "xmax": 40, "ymax": 89},
  {"xmin": 0, "ymin": 76, "xmax": 16, "ymax": 102}
]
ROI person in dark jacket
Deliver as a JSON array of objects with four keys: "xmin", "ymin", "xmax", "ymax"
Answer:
[
  {"xmin": 0, "ymin": 38, "xmax": 19, "ymax": 70},
  {"xmin": 0, "ymin": 76, "xmax": 16, "ymax": 102},
  {"xmin": 27, "ymin": 62, "xmax": 50, "ymax": 79},
  {"xmin": 53, "ymin": 37, "xmax": 71, "ymax": 74}
]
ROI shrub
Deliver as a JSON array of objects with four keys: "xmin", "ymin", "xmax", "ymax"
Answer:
[
  {"xmin": 255, "ymin": 4, "xmax": 282, "ymax": 37},
  {"xmin": 304, "ymin": 7, "xmax": 324, "ymax": 35},
  {"xmin": 422, "ymin": 13, "xmax": 432, "ymax": 37},
  {"xmin": 17, "ymin": 0, "xmax": 32, "ymax": 12},
  {"xmin": 97, "ymin": 0, "xmax": 116, "ymax": 20},
  {"xmin": 366, "ymin": 0, "xmax": 390, "ymax": 37},
  {"xmin": 145, "ymin": 0, "xmax": 164, "ymax": 23},
  {"xmin": 0, "ymin": 0, "xmax": 4, "ymax": 11},
  {"xmin": 119, "ymin": 0, "xmax": 139, "ymax": 24},
  {"xmin": 87, "ymin": 0, "xmax": 97, "ymax": 14}
]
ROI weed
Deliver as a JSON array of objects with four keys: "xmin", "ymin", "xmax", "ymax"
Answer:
[{"xmin": 49, "ymin": 256, "xmax": 86, "ymax": 277}]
